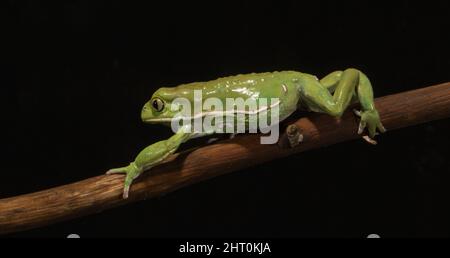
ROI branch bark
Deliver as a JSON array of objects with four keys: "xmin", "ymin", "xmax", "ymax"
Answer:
[{"xmin": 1, "ymin": 82, "xmax": 449, "ymax": 235}]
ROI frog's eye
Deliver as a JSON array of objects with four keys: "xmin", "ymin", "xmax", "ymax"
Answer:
[{"xmin": 152, "ymin": 98, "xmax": 164, "ymax": 112}]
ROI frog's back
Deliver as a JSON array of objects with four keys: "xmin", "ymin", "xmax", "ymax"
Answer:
[
  {"xmin": 152, "ymin": 71, "xmax": 304, "ymax": 128},
  {"xmin": 162, "ymin": 71, "xmax": 302, "ymax": 100}
]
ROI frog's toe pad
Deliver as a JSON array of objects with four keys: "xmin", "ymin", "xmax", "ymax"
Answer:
[
  {"xmin": 123, "ymin": 185, "xmax": 130, "ymax": 199},
  {"xmin": 362, "ymin": 135, "xmax": 377, "ymax": 145}
]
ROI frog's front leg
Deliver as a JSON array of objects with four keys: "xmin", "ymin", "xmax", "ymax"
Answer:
[
  {"xmin": 106, "ymin": 125, "xmax": 193, "ymax": 199},
  {"xmin": 299, "ymin": 68, "xmax": 386, "ymax": 143}
]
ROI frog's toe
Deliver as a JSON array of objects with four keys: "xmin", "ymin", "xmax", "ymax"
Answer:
[
  {"xmin": 362, "ymin": 135, "xmax": 378, "ymax": 145},
  {"xmin": 123, "ymin": 185, "xmax": 130, "ymax": 199},
  {"xmin": 377, "ymin": 122, "xmax": 387, "ymax": 133},
  {"xmin": 122, "ymin": 171, "xmax": 141, "ymax": 199},
  {"xmin": 354, "ymin": 109, "xmax": 367, "ymax": 134},
  {"xmin": 106, "ymin": 167, "xmax": 128, "ymax": 175},
  {"xmin": 353, "ymin": 109, "xmax": 362, "ymax": 117},
  {"xmin": 358, "ymin": 120, "xmax": 367, "ymax": 135},
  {"xmin": 354, "ymin": 109, "xmax": 386, "ymax": 144},
  {"xmin": 106, "ymin": 163, "xmax": 143, "ymax": 199}
]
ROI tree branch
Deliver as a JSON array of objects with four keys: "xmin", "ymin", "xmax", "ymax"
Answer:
[{"xmin": 1, "ymin": 82, "xmax": 449, "ymax": 235}]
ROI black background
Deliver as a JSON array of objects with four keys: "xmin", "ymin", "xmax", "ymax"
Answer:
[{"xmin": 2, "ymin": 1, "xmax": 450, "ymax": 238}]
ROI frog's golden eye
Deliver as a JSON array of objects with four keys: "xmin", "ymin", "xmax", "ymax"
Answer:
[{"xmin": 152, "ymin": 98, "xmax": 164, "ymax": 112}]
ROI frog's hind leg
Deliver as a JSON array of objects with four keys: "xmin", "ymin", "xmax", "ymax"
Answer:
[
  {"xmin": 298, "ymin": 68, "xmax": 385, "ymax": 143},
  {"xmin": 319, "ymin": 70, "xmax": 359, "ymax": 104},
  {"xmin": 299, "ymin": 68, "xmax": 358, "ymax": 117},
  {"xmin": 319, "ymin": 70, "xmax": 343, "ymax": 93}
]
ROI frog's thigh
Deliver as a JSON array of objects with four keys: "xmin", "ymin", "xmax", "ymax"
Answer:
[
  {"xmin": 320, "ymin": 70, "xmax": 358, "ymax": 102},
  {"xmin": 298, "ymin": 78, "xmax": 337, "ymax": 115},
  {"xmin": 299, "ymin": 68, "xmax": 360, "ymax": 117},
  {"xmin": 320, "ymin": 70, "xmax": 343, "ymax": 92}
]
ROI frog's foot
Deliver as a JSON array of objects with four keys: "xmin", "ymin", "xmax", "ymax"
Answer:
[
  {"xmin": 353, "ymin": 109, "xmax": 386, "ymax": 145},
  {"xmin": 106, "ymin": 162, "xmax": 143, "ymax": 199}
]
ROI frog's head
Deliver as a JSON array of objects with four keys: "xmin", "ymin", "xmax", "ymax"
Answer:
[{"xmin": 141, "ymin": 87, "xmax": 189, "ymax": 125}]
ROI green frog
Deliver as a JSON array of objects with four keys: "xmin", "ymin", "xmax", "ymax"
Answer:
[{"xmin": 107, "ymin": 68, "xmax": 385, "ymax": 198}]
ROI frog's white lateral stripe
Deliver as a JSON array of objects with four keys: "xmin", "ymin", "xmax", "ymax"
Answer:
[{"xmin": 145, "ymin": 99, "xmax": 281, "ymax": 123}]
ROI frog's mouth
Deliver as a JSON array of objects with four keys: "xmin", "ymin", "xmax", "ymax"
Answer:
[
  {"xmin": 142, "ymin": 117, "xmax": 173, "ymax": 124},
  {"xmin": 140, "ymin": 102, "xmax": 173, "ymax": 124},
  {"xmin": 141, "ymin": 110, "xmax": 174, "ymax": 124}
]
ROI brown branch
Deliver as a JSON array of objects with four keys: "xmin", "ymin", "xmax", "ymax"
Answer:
[{"xmin": 1, "ymin": 82, "xmax": 449, "ymax": 235}]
